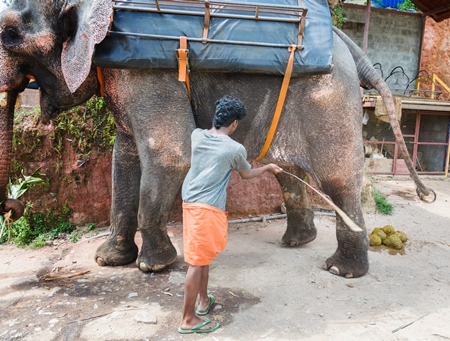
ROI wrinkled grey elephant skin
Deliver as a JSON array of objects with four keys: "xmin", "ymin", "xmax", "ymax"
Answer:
[{"xmin": 0, "ymin": 0, "xmax": 434, "ymax": 278}]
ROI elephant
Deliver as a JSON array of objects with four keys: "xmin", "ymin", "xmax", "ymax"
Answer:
[{"xmin": 0, "ymin": 0, "xmax": 435, "ymax": 278}]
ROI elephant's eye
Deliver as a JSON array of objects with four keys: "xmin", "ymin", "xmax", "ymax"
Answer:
[{"xmin": 1, "ymin": 26, "xmax": 23, "ymax": 47}]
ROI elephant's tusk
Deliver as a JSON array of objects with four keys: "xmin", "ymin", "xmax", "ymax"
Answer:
[{"xmin": 281, "ymin": 170, "xmax": 363, "ymax": 232}]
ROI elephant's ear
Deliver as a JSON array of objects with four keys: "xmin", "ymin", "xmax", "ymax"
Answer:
[{"xmin": 61, "ymin": 0, "xmax": 112, "ymax": 93}]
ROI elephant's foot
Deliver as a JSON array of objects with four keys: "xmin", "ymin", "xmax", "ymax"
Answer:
[
  {"xmin": 282, "ymin": 209, "xmax": 317, "ymax": 246},
  {"xmin": 95, "ymin": 236, "xmax": 139, "ymax": 266},
  {"xmin": 136, "ymin": 240, "xmax": 178, "ymax": 272},
  {"xmin": 323, "ymin": 248, "xmax": 369, "ymax": 278}
]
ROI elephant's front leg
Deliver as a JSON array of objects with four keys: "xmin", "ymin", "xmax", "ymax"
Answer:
[
  {"xmin": 275, "ymin": 166, "xmax": 317, "ymax": 246},
  {"xmin": 96, "ymin": 132, "xmax": 140, "ymax": 266},
  {"xmin": 136, "ymin": 164, "xmax": 186, "ymax": 272}
]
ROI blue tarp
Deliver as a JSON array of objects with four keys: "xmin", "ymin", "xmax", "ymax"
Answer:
[{"xmin": 93, "ymin": 0, "xmax": 333, "ymax": 76}]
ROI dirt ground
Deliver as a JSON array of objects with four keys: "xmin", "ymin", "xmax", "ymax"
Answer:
[{"xmin": 1, "ymin": 176, "xmax": 449, "ymax": 341}]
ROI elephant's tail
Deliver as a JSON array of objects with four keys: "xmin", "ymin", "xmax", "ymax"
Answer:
[{"xmin": 333, "ymin": 27, "xmax": 436, "ymax": 203}]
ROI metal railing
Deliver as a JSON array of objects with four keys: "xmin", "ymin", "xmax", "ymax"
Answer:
[{"xmin": 111, "ymin": 0, "xmax": 307, "ymax": 48}]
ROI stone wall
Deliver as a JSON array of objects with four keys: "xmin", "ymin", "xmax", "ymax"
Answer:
[
  {"xmin": 341, "ymin": 4, "xmax": 422, "ymax": 90},
  {"xmin": 341, "ymin": 5, "xmax": 450, "ymax": 100}
]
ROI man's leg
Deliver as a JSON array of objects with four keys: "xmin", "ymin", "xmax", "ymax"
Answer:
[
  {"xmin": 180, "ymin": 265, "xmax": 217, "ymax": 330},
  {"xmin": 197, "ymin": 265, "xmax": 211, "ymax": 311}
]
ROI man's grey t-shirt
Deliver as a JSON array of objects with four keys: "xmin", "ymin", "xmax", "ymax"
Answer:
[{"xmin": 182, "ymin": 128, "xmax": 251, "ymax": 211}]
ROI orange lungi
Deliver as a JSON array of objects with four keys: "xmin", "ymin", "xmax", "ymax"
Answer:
[{"xmin": 182, "ymin": 202, "xmax": 228, "ymax": 266}]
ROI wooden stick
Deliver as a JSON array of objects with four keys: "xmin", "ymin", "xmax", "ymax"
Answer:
[
  {"xmin": 281, "ymin": 170, "xmax": 363, "ymax": 232},
  {"xmin": 392, "ymin": 313, "xmax": 430, "ymax": 333},
  {"xmin": 42, "ymin": 270, "xmax": 90, "ymax": 281}
]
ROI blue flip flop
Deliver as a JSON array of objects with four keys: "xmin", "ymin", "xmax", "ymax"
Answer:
[
  {"xmin": 178, "ymin": 318, "xmax": 220, "ymax": 334},
  {"xmin": 195, "ymin": 295, "xmax": 215, "ymax": 316}
]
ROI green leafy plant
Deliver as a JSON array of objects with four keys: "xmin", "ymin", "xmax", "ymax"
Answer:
[
  {"xmin": 51, "ymin": 96, "xmax": 116, "ymax": 155},
  {"xmin": 373, "ymin": 188, "xmax": 394, "ymax": 215},
  {"xmin": 83, "ymin": 222, "xmax": 96, "ymax": 234},
  {"xmin": 398, "ymin": 0, "xmax": 417, "ymax": 11},
  {"xmin": 8, "ymin": 168, "xmax": 46, "ymax": 199},
  {"xmin": 0, "ymin": 168, "xmax": 75, "ymax": 247},
  {"xmin": 70, "ymin": 231, "xmax": 79, "ymax": 243},
  {"xmin": 8, "ymin": 96, "xmax": 114, "ymax": 245},
  {"xmin": 331, "ymin": 4, "xmax": 347, "ymax": 29},
  {"xmin": 12, "ymin": 108, "xmax": 44, "ymax": 155},
  {"xmin": 0, "ymin": 168, "xmax": 46, "ymax": 243},
  {"xmin": 8, "ymin": 204, "xmax": 75, "ymax": 248}
]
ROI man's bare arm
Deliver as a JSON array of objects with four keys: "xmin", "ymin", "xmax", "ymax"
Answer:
[{"xmin": 239, "ymin": 164, "xmax": 283, "ymax": 180}]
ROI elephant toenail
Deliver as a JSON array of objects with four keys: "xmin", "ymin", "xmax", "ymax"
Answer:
[
  {"xmin": 139, "ymin": 262, "xmax": 149, "ymax": 272},
  {"xmin": 329, "ymin": 266, "xmax": 340, "ymax": 275},
  {"xmin": 96, "ymin": 257, "xmax": 106, "ymax": 266}
]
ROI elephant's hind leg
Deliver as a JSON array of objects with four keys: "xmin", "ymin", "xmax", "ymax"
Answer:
[
  {"xmin": 323, "ymin": 223, "xmax": 369, "ymax": 278},
  {"xmin": 275, "ymin": 166, "xmax": 317, "ymax": 246},
  {"xmin": 321, "ymin": 180, "xmax": 368, "ymax": 278},
  {"xmin": 95, "ymin": 133, "xmax": 139, "ymax": 266}
]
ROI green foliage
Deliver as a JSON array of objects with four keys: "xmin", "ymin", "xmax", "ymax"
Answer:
[
  {"xmin": 12, "ymin": 96, "xmax": 115, "ymax": 184},
  {"xmin": 4, "ymin": 203, "xmax": 75, "ymax": 247},
  {"xmin": 51, "ymin": 96, "xmax": 116, "ymax": 155},
  {"xmin": 70, "ymin": 231, "xmax": 79, "ymax": 243},
  {"xmin": 8, "ymin": 168, "xmax": 47, "ymax": 199},
  {"xmin": 0, "ymin": 170, "xmax": 75, "ymax": 247},
  {"xmin": 373, "ymin": 188, "xmax": 394, "ymax": 215},
  {"xmin": 84, "ymin": 222, "xmax": 96, "ymax": 234},
  {"xmin": 10, "ymin": 160, "xmax": 23, "ymax": 176},
  {"xmin": 398, "ymin": 0, "xmax": 417, "ymax": 11},
  {"xmin": 0, "ymin": 168, "xmax": 46, "ymax": 243},
  {"xmin": 14, "ymin": 107, "xmax": 40, "ymax": 126},
  {"xmin": 331, "ymin": 4, "xmax": 347, "ymax": 29},
  {"xmin": 8, "ymin": 94, "xmax": 114, "ymax": 246},
  {"xmin": 12, "ymin": 108, "xmax": 43, "ymax": 153}
]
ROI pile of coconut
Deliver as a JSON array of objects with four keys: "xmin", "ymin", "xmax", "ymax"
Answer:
[{"xmin": 369, "ymin": 225, "xmax": 408, "ymax": 250}]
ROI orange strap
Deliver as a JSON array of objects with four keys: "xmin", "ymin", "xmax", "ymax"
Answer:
[
  {"xmin": 96, "ymin": 67, "xmax": 105, "ymax": 97},
  {"xmin": 96, "ymin": 10, "xmax": 113, "ymax": 98},
  {"xmin": 255, "ymin": 45, "xmax": 297, "ymax": 161},
  {"xmin": 177, "ymin": 36, "xmax": 191, "ymax": 101}
]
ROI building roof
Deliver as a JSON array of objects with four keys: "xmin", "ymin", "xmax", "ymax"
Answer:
[{"xmin": 412, "ymin": 0, "xmax": 450, "ymax": 22}]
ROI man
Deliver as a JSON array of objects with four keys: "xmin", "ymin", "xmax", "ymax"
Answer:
[{"xmin": 179, "ymin": 95, "xmax": 282, "ymax": 334}]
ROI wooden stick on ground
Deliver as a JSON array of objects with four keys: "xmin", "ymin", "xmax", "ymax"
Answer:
[{"xmin": 41, "ymin": 270, "xmax": 90, "ymax": 281}]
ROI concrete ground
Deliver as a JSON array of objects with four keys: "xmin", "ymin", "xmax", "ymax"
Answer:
[{"xmin": 1, "ymin": 176, "xmax": 450, "ymax": 340}]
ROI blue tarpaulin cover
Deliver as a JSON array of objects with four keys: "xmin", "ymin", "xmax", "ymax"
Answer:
[{"xmin": 93, "ymin": 0, "xmax": 333, "ymax": 76}]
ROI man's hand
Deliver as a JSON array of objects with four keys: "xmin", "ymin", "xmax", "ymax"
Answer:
[
  {"xmin": 239, "ymin": 163, "xmax": 283, "ymax": 180},
  {"xmin": 266, "ymin": 163, "xmax": 283, "ymax": 174}
]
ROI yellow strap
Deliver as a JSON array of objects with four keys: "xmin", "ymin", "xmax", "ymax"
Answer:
[
  {"xmin": 255, "ymin": 45, "xmax": 297, "ymax": 161},
  {"xmin": 177, "ymin": 36, "xmax": 191, "ymax": 101}
]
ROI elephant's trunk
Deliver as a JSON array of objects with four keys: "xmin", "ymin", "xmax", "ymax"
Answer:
[{"xmin": 0, "ymin": 91, "xmax": 24, "ymax": 220}]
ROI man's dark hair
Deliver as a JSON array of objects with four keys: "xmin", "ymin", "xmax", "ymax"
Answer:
[{"xmin": 213, "ymin": 95, "xmax": 247, "ymax": 129}]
